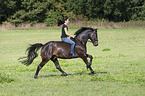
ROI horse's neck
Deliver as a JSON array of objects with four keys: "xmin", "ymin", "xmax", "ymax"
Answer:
[{"xmin": 75, "ymin": 34, "xmax": 88, "ymax": 46}]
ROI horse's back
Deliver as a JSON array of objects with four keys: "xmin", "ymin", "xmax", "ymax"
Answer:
[
  {"xmin": 44, "ymin": 41, "xmax": 71, "ymax": 47},
  {"xmin": 41, "ymin": 41, "xmax": 71, "ymax": 58},
  {"xmin": 51, "ymin": 41, "xmax": 71, "ymax": 50}
]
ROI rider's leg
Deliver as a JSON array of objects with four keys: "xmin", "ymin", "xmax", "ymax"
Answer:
[{"xmin": 61, "ymin": 37, "xmax": 75, "ymax": 55}]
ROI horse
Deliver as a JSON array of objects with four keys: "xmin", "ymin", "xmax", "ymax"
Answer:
[{"xmin": 19, "ymin": 27, "xmax": 98, "ymax": 78}]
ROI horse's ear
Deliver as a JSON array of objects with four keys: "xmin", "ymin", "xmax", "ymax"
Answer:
[{"xmin": 95, "ymin": 28, "xmax": 98, "ymax": 31}]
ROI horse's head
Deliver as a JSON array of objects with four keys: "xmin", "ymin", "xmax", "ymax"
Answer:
[
  {"xmin": 74, "ymin": 27, "xmax": 98, "ymax": 46},
  {"xmin": 89, "ymin": 29, "xmax": 98, "ymax": 46}
]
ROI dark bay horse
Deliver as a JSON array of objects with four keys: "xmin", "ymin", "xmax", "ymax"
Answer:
[{"xmin": 19, "ymin": 27, "xmax": 98, "ymax": 78}]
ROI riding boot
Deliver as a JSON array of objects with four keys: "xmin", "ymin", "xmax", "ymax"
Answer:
[{"xmin": 71, "ymin": 54, "xmax": 78, "ymax": 58}]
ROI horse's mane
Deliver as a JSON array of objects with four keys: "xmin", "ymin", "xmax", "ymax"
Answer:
[{"xmin": 74, "ymin": 27, "xmax": 94, "ymax": 36}]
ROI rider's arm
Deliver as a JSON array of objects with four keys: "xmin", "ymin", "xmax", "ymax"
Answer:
[{"xmin": 64, "ymin": 27, "xmax": 75, "ymax": 38}]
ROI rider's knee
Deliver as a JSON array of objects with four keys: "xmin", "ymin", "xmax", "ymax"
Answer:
[{"xmin": 72, "ymin": 41, "xmax": 75, "ymax": 45}]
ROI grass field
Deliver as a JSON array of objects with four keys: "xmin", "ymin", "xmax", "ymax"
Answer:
[{"xmin": 0, "ymin": 27, "xmax": 145, "ymax": 96}]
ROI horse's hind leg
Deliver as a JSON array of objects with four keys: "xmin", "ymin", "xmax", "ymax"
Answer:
[
  {"xmin": 51, "ymin": 56, "xmax": 68, "ymax": 76},
  {"xmin": 34, "ymin": 59, "xmax": 49, "ymax": 78}
]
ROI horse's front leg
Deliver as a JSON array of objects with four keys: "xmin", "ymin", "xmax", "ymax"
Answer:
[
  {"xmin": 86, "ymin": 54, "xmax": 93, "ymax": 65},
  {"xmin": 81, "ymin": 54, "xmax": 96, "ymax": 74}
]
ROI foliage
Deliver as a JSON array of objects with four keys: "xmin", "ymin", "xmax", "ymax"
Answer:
[
  {"xmin": 7, "ymin": 0, "xmax": 49, "ymax": 25},
  {"xmin": 0, "ymin": 0, "xmax": 144, "ymax": 25},
  {"xmin": 130, "ymin": 0, "xmax": 145, "ymax": 20},
  {"xmin": 68, "ymin": 0, "xmax": 145, "ymax": 21},
  {"xmin": 67, "ymin": 0, "xmax": 106, "ymax": 19},
  {"xmin": 45, "ymin": 10, "xmax": 62, "ymax": 26},
  {"xmin": 44, "ymin": 0, "xmax": 68, "ymax": 26},
  {"xmin": 0, "ymin": 0, "xmax": 17, "ymax": 24}
]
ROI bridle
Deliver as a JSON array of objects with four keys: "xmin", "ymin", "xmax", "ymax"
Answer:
[{"xmin": 90, "ymin": 30, "xmax": 98, "ymax": 43}]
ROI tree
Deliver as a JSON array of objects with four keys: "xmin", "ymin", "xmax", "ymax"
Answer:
[
  {"xmin": 68, "ymin": 0, "xmax": 106, "ymax": 20},
  {"xmin": 0, "ymin": 0, "xmax": 18, "ymax": 24},
  {"xmin": 0, "ymin": 0, "xmax": 144, "ymax": 25},
  {"xmin": 103, "ymin": 0, "xmax": 131, "ymax": 21},
  {"xmin": 68, "ymin": 0, "xmax": 145, "ymax": 22},
  {"xmin": 7, "ymin": 0, "xmax": 49, "ymax": 25},
  {"xmin": 129, "ymin": 0, "xmax": 145, "ymax": 20},
  {"xmin": 103, "ymin": 0, "xmax": 145, "ymax": 21}
]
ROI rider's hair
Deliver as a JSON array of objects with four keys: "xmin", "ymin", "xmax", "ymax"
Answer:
[{"xmin": 57, "ymin": 16, "xmax": 68, "ymax": 26}]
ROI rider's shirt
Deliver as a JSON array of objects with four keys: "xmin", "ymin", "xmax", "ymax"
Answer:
[{"xmin": 61, "ymin": 24, "xmax": 68, "ymax": 38}]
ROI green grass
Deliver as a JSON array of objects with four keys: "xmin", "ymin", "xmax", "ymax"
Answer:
[{"xmin": 0, "ymin": 27, "xmax": 145, "ymax": 96}]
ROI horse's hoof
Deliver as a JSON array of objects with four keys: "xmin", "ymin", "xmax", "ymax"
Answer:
[
  {"xmin": 34, "ymin": 75, "xmax": 38, "ymax": 79},
  {"xmin": 67, "ymin": 75, "xmax": 70, "ymax": 77},
  {"xmin": 91, "ymin": 72, "xmax": 98, "ymax": 76},
  {"xmin": 61, "ymin": 73, "xmax": 68, "ymax": 76}
]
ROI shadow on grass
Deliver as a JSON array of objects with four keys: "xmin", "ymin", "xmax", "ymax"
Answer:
[
  {"xmin": 39, "ymin": 71, "xmax": 108, "ymax": 78},
  {"xmin": 70, "ymin": 71, "xmax": 108, "ymax": 76}
]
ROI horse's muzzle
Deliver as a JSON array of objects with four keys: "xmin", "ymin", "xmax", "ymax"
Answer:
[{"xmin": 93, "ymin": 41, "xmax": 98, "ymax": 46}]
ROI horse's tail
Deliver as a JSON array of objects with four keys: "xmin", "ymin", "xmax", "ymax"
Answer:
[{"xmin": 18, "ymin": 43, "xmax": 43, "ymax": 66}]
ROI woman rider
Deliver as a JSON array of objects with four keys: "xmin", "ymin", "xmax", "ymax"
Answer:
[{"xmin": 57, "ymin": 17, "xmax": 77, "ymax": 57}]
